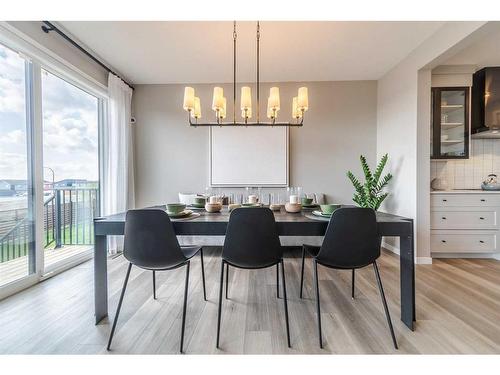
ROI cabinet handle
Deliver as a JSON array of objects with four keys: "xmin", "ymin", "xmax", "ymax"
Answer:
[
  {"xmin": 442, "ymin": 199, "xmax": 447, "ymax": 202},
  {"xmin": 480, "ymin": 217, "xmax": 485, "ymax": 220},
  {"xmin": 442, "ymin": 217, "xmax": 447, "ymax": 220},
  {"xmin": 480, "ymin": 199, "xmax": 486, "ymax": 202},
  {"xmin": 441, "ymin": 240, "xmax": 446, "ymax": 243},
  {"xmin": 480, "ymin": 240, "xmax": 485, "ymax": 243}
]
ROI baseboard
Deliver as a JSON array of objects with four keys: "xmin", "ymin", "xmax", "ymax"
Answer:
[
  {"xmin": 416, "ymin": 257, "xmax": 433, "ymax": 264},
  {"xmin": 382, "ymin": 241, "xmax": 400, "ymax": 255},
  {"xmin": 432, "ymin": 252, "xmax": 500, "ymax": 259}
]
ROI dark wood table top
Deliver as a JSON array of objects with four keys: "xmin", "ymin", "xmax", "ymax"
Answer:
[{"xmin": 94, "ymin": 206, "xmax": 413, "ymax": 237}]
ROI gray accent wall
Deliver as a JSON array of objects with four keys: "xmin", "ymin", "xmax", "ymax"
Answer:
[{"xmin": 132, "ymin": 81, "xmax": 377, "ymax": 208}]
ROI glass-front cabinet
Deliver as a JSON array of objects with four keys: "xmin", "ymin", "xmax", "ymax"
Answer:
[{"xmin": 431, "ymin": 87, "xmax": 470, "ymax": 159}]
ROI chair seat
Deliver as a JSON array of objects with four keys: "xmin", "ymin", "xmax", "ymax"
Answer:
[
  {"xmin": 303, "ymin": 244, "xmax": 321, "ymax": 256},
  {"xmin": 181, "ymin": 245, "xmax": 202, "ymax": 260}
]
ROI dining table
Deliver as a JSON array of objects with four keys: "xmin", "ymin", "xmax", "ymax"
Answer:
[{"xmin": 93, "ymin": 207, "xmax": 416, "ymax": 330}]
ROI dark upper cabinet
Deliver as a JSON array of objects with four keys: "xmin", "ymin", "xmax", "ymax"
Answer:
[
  {"xmin": 431, "ymin": 87, "xmax": 470, "ymax": 159},
  {"xmin": 472, "ymin": 67, "xmax": 500, "ymax": 136}
]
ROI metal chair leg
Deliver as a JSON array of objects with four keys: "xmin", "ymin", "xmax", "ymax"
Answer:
[
  {"xmin": 313, "ymin": 259, "xmax": 323, "ymax": 348},
  {"xmin": 351, "ymin": 269, "xmax": 355, "ymax": 299},
  {"xmin": 216, "ymin": 260, "xmax": 225, "ymax": 348},
  {"xmin": 179, "ymin": 261, "xmax": 190, "ymax": 353},
  {"xmin": 200, "ymin": 248, "xmax": 207, "ymax": 301},
  {"xmin": 225, "ymin": 262, "xmax": 229, "ymax": 299},
  {"xmin": 276, "ymin": 263, "xmax": 280, "ymax": 298},
  {"xmin": 107, "ymin": 262, "xmax": 132, "ymax": 350},
  {"xmin": 280, "ymin": 260, "xmax": 291, "ymax": 348},
  {"xmin": 373, "ymin": 261, "xmax": 398, "ymax": 350},
  {"xmin": 299, "ymin": 246, "xmax": 306, "ymax": 298},
  {"xmin": 153, "ymin": 270, "xmax": 156, "ymax": 300}
]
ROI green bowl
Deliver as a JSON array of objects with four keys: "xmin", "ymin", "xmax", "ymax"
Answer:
[
  {"xmin": 193, "ymin": 196, "xmax": 206, "ymax": 205},
  {"xmin": 320, "ymin": 204, "xmax": 341, "ymax": 215},
  {"xmin": 301, "ymin": 197, "xmax": 314, "ymax": 205},
  {"xmin": 166, "ymin": 203, "xmax": 186, "ymax": 214}
]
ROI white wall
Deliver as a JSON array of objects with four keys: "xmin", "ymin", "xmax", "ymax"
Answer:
[{"xmin": 376, "ymin": 22, "xmax": 487, "ymax": 262}]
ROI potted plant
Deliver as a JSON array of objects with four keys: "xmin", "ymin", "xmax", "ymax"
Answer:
[{"xmin": 347, "ymin": 154, "xmax": 392, "ymax": 211}]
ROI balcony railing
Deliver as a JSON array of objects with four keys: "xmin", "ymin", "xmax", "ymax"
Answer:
[{"xmin": 0, "ymin": 188, "xmax": 99, "ymax": 263}]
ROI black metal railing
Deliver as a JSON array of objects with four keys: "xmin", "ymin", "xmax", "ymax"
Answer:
[{"xmin": 0, "ymin": 187, "xmax": 99, "ymax": 263}]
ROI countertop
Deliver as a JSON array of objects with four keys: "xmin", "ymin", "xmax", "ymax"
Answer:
[{"xmin": 430, "ymin": 189, "xmax": 500, "ymax": 194}]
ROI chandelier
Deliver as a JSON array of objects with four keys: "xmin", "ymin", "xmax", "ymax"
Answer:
[{"xmin": 182, "ymin": 22, "xmax": 308, "ymax": 127}]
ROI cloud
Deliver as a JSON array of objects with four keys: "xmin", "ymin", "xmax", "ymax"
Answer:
[{"xmin": 1, "ymin": 48, "xmax": 100, "ymax": 182}]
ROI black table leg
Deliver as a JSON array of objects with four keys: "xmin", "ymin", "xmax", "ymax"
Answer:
[
  {"xmin": 94, "ymin": 234, "xmax": 108, "ymax": 324},
  {"xmin": 400, "ymin": 232, "xmax": 415, "ymax": 330}
]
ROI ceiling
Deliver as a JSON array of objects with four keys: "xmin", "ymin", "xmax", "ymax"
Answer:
[
  {"xmin": 59, "ymin": 21, "xmax": 444, "ymax": 84},
  {"xmin": 442, "ymin": 27, "xmax": 500, "ymax": 68}
]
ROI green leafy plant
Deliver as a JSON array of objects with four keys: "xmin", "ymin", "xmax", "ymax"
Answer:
[{"xmin": 347, "ymin": 154, "xmax": 393, "ymax": 211}]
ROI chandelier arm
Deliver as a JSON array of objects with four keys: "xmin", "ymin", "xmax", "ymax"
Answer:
[{"xmin": 233, "ymin": 21, "xmax": 237, "ymax": 124}]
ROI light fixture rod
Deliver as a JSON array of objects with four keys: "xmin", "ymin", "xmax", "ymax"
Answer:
[
  {"xmin": 233, "ymin": 21, "xmax": 237, "ymax": 124},
  {"xmin": 256, "ymin": 21, "xmax": 260, "ymax": 123}
]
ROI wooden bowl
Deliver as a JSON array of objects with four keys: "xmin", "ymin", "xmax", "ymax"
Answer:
[
  {"xmin": 205, "ymin": 202, "xmax": 222, "ymax": 213},
  {"xmin": 285, "ymin": 203, "xmax": 302, "ymax": 213},
  {"xmin": 269, "ymin": 204, "xmax": 282, "ymax": 211}
]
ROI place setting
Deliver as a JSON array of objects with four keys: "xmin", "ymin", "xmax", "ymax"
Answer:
[
  {"xmin": 306, "ymin": 203, "xmax": 342, "ymax": 221},
  {"xmin": 165, "ymin": 203, "xmax": 200, "ymax": 220}
]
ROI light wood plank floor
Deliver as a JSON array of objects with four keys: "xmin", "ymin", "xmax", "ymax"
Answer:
[
  {"xmin": 0, "ymin": 245, "xmax": 92, "ymax": 286},
  {"xmin": 0, "ymin": 247, "xmax": 499, "ymax": 354}
]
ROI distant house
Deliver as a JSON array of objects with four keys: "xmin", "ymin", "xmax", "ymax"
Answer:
[{"xmin": 0, "ymin": 180, "xmax": 27, "ymax": 196}]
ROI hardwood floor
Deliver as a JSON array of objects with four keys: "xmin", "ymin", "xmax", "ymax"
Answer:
[{"xmin": 0, "ymin": 247, "xmax": 499, "ymax": 354}]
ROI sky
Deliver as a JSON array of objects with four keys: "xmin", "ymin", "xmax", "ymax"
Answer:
[{"xmin": 0, "ymin": 43, "xmax": 99, "ymax": 182}]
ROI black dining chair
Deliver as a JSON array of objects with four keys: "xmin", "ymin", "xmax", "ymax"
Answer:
[
  {"xmin": 299, "ymin": 207, "xmax": 398, "ymax": 349},
  {"xmin": 216, "ymin": 207, "xmax": 291, "ymax": 348},
  {"xmin": 107, "ymin": 209, "xmax": 207, "ymax": 353}
]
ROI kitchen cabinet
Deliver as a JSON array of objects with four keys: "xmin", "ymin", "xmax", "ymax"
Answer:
[
  {"xmin": 430, "ymin": 191, "xmax": 500, "ymax": 256},
  {"xmin": 431, "ymin": 87, "xmax": 469, "ymax": 159}
]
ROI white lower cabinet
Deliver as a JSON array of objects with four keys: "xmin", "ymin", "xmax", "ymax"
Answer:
[
  {"xmin": 431, "ymin": 192, "xmax": 500, "ymax": 255},
  {"xmin": 431, "ymin": 231, "xmax": 497, "ymax": 253}
]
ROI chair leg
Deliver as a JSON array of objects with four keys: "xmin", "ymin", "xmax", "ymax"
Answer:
[
  {"xmin": 216, "ymin": 260, "xmax": 225, "ymax": 348},
  {"xmin": 107, "ymin": 262, "xmax": 132, "ymax": 350},
  {"xmin": 373, "ymin": 261, "xmax": 398, "ymax": 350},
  {"xmin": 351, "ymin": 269, "xmax": 355, "ymax": 299},
  {"xmin": 276, "ymin": 263, "xmax": 280, "ymax": 298},
  {"xmin": 313, "ymin": 259, "xmax": 323, "ymax": 348},
  {"xmin": 179, "ymin": 261, "xmax": 190, "ymax": 353},
  {"xmin": 200, "ymin": 248, "xmax": 207, "ymax": 301},
  {"xmin": 280, "ymin": 260, "xmax": 291, "ymax": 348},
  {"xmin": 153, "ymin": 270, "xmax": 156, "ymax": 300},
  {"xmin": 299, "ymin": 246, "xmax": 306, "ymax": 299},
  {"xmin": 225, "ymin": 262, "xmax": 229, "ymax": 299}
]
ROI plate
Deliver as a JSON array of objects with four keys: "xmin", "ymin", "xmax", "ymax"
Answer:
[
  {"xmin": 167, "ymin": 209, "xmax": 193, "ymax": 218},
  {"xmin": 187, "ymin": 205, "xmax": 205, "ymax": 210},
  {"xmin": 312, "ymin": 210, "xmax": 332, "ymax": 218},
  {"xmin": 242, "ymin": 203, "xmax": 262, "ymax": 207}
]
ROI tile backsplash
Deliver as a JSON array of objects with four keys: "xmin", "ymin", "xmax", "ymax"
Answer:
[{"xmin": 431, "ymin": 139, "xmax": 500, "ymax": 190}]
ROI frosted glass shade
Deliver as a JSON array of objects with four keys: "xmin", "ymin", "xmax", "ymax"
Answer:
[{"xmin": 183, "ymin": 87, "xmax": 195, "ymax": 111}]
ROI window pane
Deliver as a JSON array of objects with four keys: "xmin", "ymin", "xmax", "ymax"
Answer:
[
  {"xmin": 0, "ymin": 43, "xmax": 35, "ymax": 286},
  {"xmin": 41, "ymin": 69, "xmax": 99, "ymax": 271}
]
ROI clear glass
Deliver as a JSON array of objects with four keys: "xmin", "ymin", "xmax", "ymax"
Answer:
[
  {"xmin": 0, "ymin": 43, "xmax": 35, "ymax": 287},
  {"xmin": 286, "ymin": 186, "xmax": 302, "ymax": 203},
  {"xmin": 439, "ymin": 90, "xmax": 466, "ymax": 158},
  {"xmin": 41, "ymin": 69, "xmax": 99, "ymax": 272}
]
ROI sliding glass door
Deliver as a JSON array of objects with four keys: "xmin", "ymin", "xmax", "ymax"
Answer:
[
  {"xmin": 0, "ymin": 43, "xmax": 35, "ymax": 288},
  {"xmin": 41, "ymin": 69, "xmax": 100, "ymax": 273},
  {"xmin": 0, "ymin": 29, "xmax": 106, "ymax": 297}
]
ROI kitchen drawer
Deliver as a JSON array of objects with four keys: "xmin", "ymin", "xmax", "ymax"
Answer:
[
  {"xmin": 431, "ymin": 232, "xmax": 497, "ymax": 253},
  {"xmin": 431, "ymin": 209, "xmax": 498, "ymax": 229},
  {"xmin": 431, "ymin": 194, "xmax": 500, "ymax": 207}
]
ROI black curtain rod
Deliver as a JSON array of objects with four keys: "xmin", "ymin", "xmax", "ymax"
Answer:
[{"xmin": 41, "ymin": 21, "xmax": 134, "ymax": 90}]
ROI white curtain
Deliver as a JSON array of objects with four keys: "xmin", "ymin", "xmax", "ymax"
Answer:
[{"xmin": 103, "ymin": 73, "xmax": 135, "ymax": 253}]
